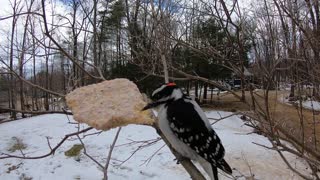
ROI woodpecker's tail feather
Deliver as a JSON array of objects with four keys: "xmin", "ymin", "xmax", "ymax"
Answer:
[
  {"xmin": 212, "ymin": 166, "xmax": 219, "ymax": 180},
  {"xmin": 217, "ymin": 159, "xmax": 232, "ymax": 175}
]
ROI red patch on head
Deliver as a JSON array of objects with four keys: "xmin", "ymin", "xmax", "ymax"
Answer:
[{"xmin": 166, "ymin": 82, "xmax": 176, "ymax": 87}]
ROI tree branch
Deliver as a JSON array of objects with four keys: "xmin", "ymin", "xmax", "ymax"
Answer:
[
  {"xmin": 0, "ymin": 108, "xmax": 72, "ymax": 116},
  {"xmin": 153, "ymin": 123, "xmax": 206, "ymax": 180},
  {"xmin": 104, "ymin": 127, "xmax": 122, "ymax": 180},
  {"xmin": 0, "ymin": 127, "xmax": 93, "ymax": 160}
]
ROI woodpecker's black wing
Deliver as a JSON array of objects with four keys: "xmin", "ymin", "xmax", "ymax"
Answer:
[{"xmin": 166, "ymin": 97, "xmax": 232, "ymax": 174}]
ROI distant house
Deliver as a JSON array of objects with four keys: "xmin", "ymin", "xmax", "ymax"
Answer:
[{"xmin": 231, "ymin": 67, "xmax": 254, "ymax": 89}]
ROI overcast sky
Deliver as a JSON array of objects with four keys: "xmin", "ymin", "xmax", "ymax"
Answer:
[
  {"xmin": 0, "ymin": 0, "xmax": 68, "ymax": 72},
  {"xmin": 0, "ymin": 0, "xmax": 254, "ymax": 71}
]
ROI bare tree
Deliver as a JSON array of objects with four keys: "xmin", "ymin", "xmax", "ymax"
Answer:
[{"xmin": 1, "ymin": 0, "xmax": 320, "ymax": 179}]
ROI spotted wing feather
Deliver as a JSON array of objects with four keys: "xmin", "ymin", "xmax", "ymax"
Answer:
[{"xmin": 166, "ymin": 98, "xmax": 225, "ymax": 164}]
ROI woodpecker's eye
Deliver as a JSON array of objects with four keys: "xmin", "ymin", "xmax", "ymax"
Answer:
[{"xmin": 153, "ymin": 93, "xmax": 161, "ymax": 100}]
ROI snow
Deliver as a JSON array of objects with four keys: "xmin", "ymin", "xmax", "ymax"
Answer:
[
  {"xmin": 0, "ymin": 112, "xmax": 309, "ymax": 179},
  {"xmin": 279, "ymin": 94, "xmax": 320, "ymax": 111},
  {"xmin": 301, "ymin": 100, "xmax": 320, "ymax": 111},
  {"xmin": 189, "ymin": 88, "xmax": 228, "ymax": 95}
]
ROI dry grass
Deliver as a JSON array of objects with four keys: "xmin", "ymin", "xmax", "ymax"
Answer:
[
  {"xmin": 202, "ymin": 92, "xmax": 250, "ymax": 112},
  {"xmin": 206, "ymin": 90, "xmax": 320, "ymax": 151},
  {"xmin": 7, "ymin": 137, "xmax": 27, "ymax": 153},
  {"xmin": 64, "ymin": 144, "xmax": 84, "ymax": 157}
]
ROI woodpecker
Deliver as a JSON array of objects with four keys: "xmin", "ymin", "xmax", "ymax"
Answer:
[{"xmin": 142, "ymin": 83, "xmax": 232, "ymax": 180}]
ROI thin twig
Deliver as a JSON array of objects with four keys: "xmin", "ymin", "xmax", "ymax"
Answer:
[
  {"xmin": 0, "ymin": 127, "xmax": 93, "ymax": 160},
  {"xmin": 76, "ymin": 134, "xmax": 104, "ymax": 169},
  {"xmin": 140, "ymin": 143, "xmax": 166, "ymax": 166},
  {"xmin": 209, "ymin": 112, "xmax": 240, "ymax": 125},
  {"xmin": 0, "ymin": 108, "xmax": 72, "ymax": 115},
  {"xmin": 104, "ymin": 127, "xmax": 122, "ymax": 180}
]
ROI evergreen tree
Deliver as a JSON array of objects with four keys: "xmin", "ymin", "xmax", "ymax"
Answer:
[{"xmin": 99, "ymin": 0, "xmax": 125, "ymax": 77}]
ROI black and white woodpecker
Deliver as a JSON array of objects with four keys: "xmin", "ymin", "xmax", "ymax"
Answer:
[{"xmin": 142, "ymin": 82, "xmax": 232, "ymax": 180}]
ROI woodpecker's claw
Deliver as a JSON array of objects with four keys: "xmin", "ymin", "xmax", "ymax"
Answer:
[{"xmin": 174, "ymin": 155, "xmax": 188, "ymax": 164}]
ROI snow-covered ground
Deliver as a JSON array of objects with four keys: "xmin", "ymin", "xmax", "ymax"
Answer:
[
  {"xmin": 279, "ymin": 94, "xmax": 320, "ymax": 111},
  {"xmin": 0, "ymin": 111, "xmax": 309, "ymax": 180},
  {"xmin": 300, "ymin": 100, "xmax": 320, "ymax": 111},
  {"xmin": 188, "ymin": 89, "xmax": 228, "ymax": 97}
]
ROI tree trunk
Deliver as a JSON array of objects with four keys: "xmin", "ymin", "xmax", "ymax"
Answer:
[
  {"xmin": 93, "ymin": 0, "xmax": 98, "ymax": 67},
  {"xmin": 195, "ymin": 81, "xmax": 199, "ymax": 100},
  {"xmin": 161, "ymin": 54, "xmax": 169, "ymax": 83},
  {"xmin": 45, "ymin": 52, "xmax": 49, "ymax": 111},
  {"xmin": 9, "ymin": 1, "xmax": 18, "ymax": 119},
  {"xmin": 203, "ymin": 83, "xmax": 208, "ymax": 104},
  {"xmin": 18, "ymin": 2, "xmax": 32, "ymax": 117}
]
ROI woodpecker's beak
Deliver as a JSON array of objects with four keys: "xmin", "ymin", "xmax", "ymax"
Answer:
[
  {"xmin": 142, "ymin": 100, "xmax": 167, "ymax": 111},
  {"xmin": 141, "ymin": 103, "xmax": 156, "ymax": 111}
]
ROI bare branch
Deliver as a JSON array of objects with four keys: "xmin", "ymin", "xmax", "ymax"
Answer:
[
  {"xmin": 0, "ymin": 108, "xmax": 72, "ymax": 116},
  {"xmin": 104, "ymin": 127, "xmax": 122, "ymax": 180},
  {"xmin": 0, "ymin": 127, "xmax": 93, "ymax": 160}
]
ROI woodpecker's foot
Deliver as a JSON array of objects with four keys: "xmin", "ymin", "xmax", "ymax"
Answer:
[{"xmin": 174, "ymin": 155, "xmax": 188, "ymax": 164}]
